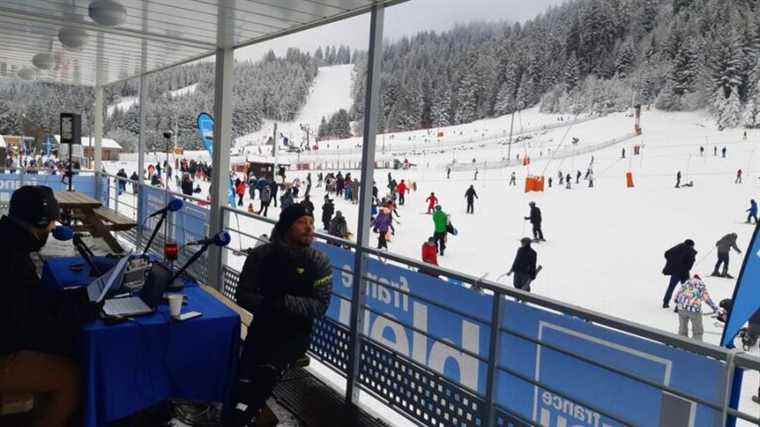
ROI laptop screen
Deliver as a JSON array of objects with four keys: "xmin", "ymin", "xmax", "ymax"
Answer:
[
  {"xmin": 87, "ymin": 255, "xmax": 130, "ymax": 303},
  {"xmin": 141, "ymin": 262, "xmax": 173, "ymax": 308}
]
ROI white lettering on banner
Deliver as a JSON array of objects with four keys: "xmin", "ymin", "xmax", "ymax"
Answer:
[
  {"xmin": 337, "ymin": 264, "xmax": 480, "ymax": 391},
  {"xmin": 0, "ymin": 179, "xmax": 22, "ymax": 191},
  {"xmin": 538, "ymin": 391, "xmax": 609, "ymax": 427}
]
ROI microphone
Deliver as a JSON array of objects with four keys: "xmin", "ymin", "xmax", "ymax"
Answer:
[
  {"xmin": 147, "ymin": 198, "xmax": 183, "ymax": 218},
  {"xmin": 185, "ymin": 231, "xmax": 231, "ymax": 247},
  {"xmin": 52, "ymin": 226, "xmax": 74, "ymax": 241}
]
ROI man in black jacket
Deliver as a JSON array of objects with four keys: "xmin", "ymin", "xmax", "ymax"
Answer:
[
  {"xmin": 228, "ymin": 204, "xmax": 333, "ymax": 426},
  {"xmin": 465, "ymin": 185, "xmax": 478, "ymax": 214},
  {"xmin": 662, "ymin": 239, "xmax": 697, "ymax": 308},
  {"xmin": 525, "ymin": 202, "xmax": 545, "ymax": 241},
  {"xmin": 0, "ymin": 186, "xmax": 98, "ymax": 427},
  {"xmin": 508, "ymin": 238, "xmax": 538, "ymax": 291},
  {"xmin": 321, "ymin": 196, "xmax": 335, "ymax": 231}
]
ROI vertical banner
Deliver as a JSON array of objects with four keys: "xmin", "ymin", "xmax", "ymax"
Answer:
[
  {"xmin": 721, "ymin": 223, "xmax": 760, "ymax": 347},
  {"xmin": 196, "ymin": 112, "xmax": 236, "ymax": 207}
]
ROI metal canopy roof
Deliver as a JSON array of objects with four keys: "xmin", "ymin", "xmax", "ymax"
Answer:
[{"xmin": 0, "ymin": 0, "xmax": 398, "ymax": 86}]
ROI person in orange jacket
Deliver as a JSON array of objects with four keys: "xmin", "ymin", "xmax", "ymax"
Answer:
[
  {"xmin": 235, "ymin": 178, "xmax": 246, "ymax": 206},
  {"xmin": 396, "ymin": 180, "xmax": 408, "ymax": 205},
  {"xmin": 426, "ymin": 192, "xmax": 438, "ymax": 214}
]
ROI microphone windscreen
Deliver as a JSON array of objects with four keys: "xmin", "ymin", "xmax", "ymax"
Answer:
[
  {"xmin": 52, "ymin": 225, "xmax": 74, "ymax": 241},
  {"xmin": 168, "ymin": 198, "xmax": 184, "ymax": 212},
  {"xmin": 214, "ymin": 231, "xmax": 231, "ymax": 247}
]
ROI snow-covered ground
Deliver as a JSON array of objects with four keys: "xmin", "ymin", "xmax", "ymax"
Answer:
[
  {"xmin": 104, "ymin": 102, "xmax": 760, "ymax": 423},
  {"xmin": 170, "ymin": 83, "xmax": 198, "ymax": 98},
  {"xmin": 235, "ymin": 64, "xmax": 355, "ymax": 153}
]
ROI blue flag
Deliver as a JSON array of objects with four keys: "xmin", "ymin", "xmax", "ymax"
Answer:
[
  {"xmin": 720, "ymin": 225, "xmax": 760, "ymax": 347},
  {"xmin": 196, "ymin": 112, "xmax": 236, "ymax": 207}
]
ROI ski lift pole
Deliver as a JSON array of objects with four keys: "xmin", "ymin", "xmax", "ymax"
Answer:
[{"xmin": 272, "ymin": 123, "xmax": 278, "ymax": 183}]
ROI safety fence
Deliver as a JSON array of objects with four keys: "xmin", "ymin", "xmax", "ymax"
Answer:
[
  {"xmin": 450, "ymin": 132, "xmax": 639, "ymax": 172},
  {"xmin": 219, "ymin": 206, "xmax": 760, "ymax": 427}
]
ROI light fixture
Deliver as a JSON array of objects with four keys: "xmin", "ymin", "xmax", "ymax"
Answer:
[
  {"xmin": 88, "ymin": 0, "xmax": 127, "ymax": 27},
  {"xmin": 18, "ymin": 68, "xmax": 35, "ymax": 80},
  {"xmin": 32, "ymin": 53, "xmax": 54, "ymax": 70},
  {"xmin": 59, "ymin": 26, "xmax": 88, "ymax": 50}
]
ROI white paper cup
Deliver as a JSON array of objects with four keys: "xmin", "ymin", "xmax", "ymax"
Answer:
[{"xmin": 168, "ymin": 294, "xmax": 183, "ymax": 318}]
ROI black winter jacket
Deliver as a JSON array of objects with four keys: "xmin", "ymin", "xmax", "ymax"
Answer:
[
  {"xmin": 662, "ymin": 242, "xmax": 697, "ymax": 280},
  {"xmin": 529, "ymin": 206, "xmax": 542, "ymax": 225},
  {"xmin": 0, "ymin": 216, "xmax": 97, "ymax": 357},
  {"xmin": 236, "ymin": 239, "xmax": 333, "ymax": 353},
  {"xmin": 511, "ymin": 246, "xmax": 538, "ymax": 279}
]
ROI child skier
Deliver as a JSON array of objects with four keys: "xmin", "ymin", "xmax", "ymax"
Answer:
[
  {"xmin": 426, "ymin": 192, "xmax": 438, "ymax": 214},
  {"xmin": 674, "ymin": 275, "xmax": 718, "ymax": 342},
  {"xmin": 748, "ymin": 199, "xmax": 758, "ymax": 224}
]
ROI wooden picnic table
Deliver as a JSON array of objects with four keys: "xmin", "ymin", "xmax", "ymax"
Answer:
[{"xmin": 54, "ymin": 191, "xmax": 136, "ymax": 253}]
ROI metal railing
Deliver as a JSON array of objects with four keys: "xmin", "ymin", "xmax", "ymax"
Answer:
[{"xmin": 218, "ymin": 205, "xmax": 760, "ymax": 427}]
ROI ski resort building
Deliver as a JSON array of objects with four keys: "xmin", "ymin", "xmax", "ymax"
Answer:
[{"xmin": 0, "ymin": 1, "xmax": 759, "ymax": 427}]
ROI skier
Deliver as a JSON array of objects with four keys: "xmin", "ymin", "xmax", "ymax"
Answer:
[
  {"xmin": 280, "ymin": 189, "xmax": 294, "ymax": 210},
  {"xmin": 558, "ymin": 171, "xmax": 564, "ymax": 185},
  {"xmin": 258, "ymin": 184, "xmax": 272, "ymax": 217},
  {"xmin": 426, "ymin": 192, "xmax": 438, "ymax": 214},
  {"xmin": 747, "ymin": 199, "xmax": 758, "ymax": 224},
  {"xmin": 301, "ymin": 195, "xmax": 314, "ymax": 215},
  {"xmin": 576, "ymin": 170, "xmax": 581, "ymax": 184},
  {"xmin": 270, "ymin": 180, "xmax": 279, "ymax": 208},
  {"xmin": 661, "ymin": 239, "xmax": 697, "ymax": 308},
  {"xmin": 321, "ymin": 196, "xmax": 334, "ymax": 231},
  {"xmin": 328, "ymin": 211, "xmax": 349, "ymax": 242},
  {"xmin": 674, "ymin": 275, "xmax": 718, "ymax": 342},
  {"xmin": 235, "ymin": 178, "xmax": 246, "ymax": 206},
  {"xmin": 675, "ymin": 171, "xmax": 682, "ymax": 188},
  {"xmin": 474, "ymin": 169, "xmax": 479, "ymax": 181},
  {"xmin": 420, "ymin": 237, "xmax": 439, "ymax": 277},
  {"xmin": 465, "ymin": 185, "xmax": 478, "ymax": 214},
  {"xmin": 373, "ymin": 207, "xmax": 395, "ymax": 250},
  {"xmin": 548, "ymin": 177, "xmax": 553, "ymax": 188},
  {"xmin": 524, "ymin": 202, "xmax": 545, "ymax": 241},
  {"xmin": 722, "ymin": 146, "xmax": 727, "ymax": 158},
  {"xmin": 699, "ymin": 146, "xmax": 704, "ymax": 156},
  {"xmin": 397, "ymin": 180, "xmax": 408, "ymax": 206},
  {"xmin": 432, "ymin": 206, "xmax": 448, "ymax": 256},
  {"xmin": 712, "ymin": 233, "xmax": 742, "ymax": 278},
  {"xmin": 736, "ymin": 169, "xmax": 743, "ymax": 184},
  {"xmin": 587, "ymin": 170, "xmax": 595, "ymax": 188},
  {"xmin": 621, "ymin": 148, "xmax": 626, "ymax": 159},
  {"xmin": 507, "ymin": 238, "xmax": 538, "ymax": 292},
  {"xmin": 714, "ymin": 146, "xmax": 718, "ymax": 156},
  {"xmin": 509, "ymin": 172, "xmax": 517, "ymax": 186},
  {"xmin": 446, "ymin": 167, "xmax": 451, "ymax": 179},
  {"xmin": 565, "ymin": 173, "xmax": 572, "ymax": 189}
]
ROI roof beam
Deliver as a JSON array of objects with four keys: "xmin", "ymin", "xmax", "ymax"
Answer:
[{"xmin": 0, "ymin": 4, "xmax": 217, "ymax": 51}]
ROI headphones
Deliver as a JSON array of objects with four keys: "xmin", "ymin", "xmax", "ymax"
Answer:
[{"xmin": 9, "ymin": 186, "xmax": 57, "ymax": 228}]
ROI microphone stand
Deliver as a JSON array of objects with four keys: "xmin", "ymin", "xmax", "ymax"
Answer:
[
  {"xmin": 167, "ymin": 242, "xmax": 213, "ymax": 286},
  {"xmin": 142, "ymin": 211, "xmax": 168, "ymax": 257}
]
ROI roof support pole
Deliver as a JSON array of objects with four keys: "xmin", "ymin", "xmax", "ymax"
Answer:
[
  {"xmin": 345, "ymin": 2, "xmax": 384, "ymax": 409},
  {"xmin": 136, "ymin": 2, "xmax": 149, "ymax": 247},
  {"xmin": 94, "ymin": 33, "xmax": 104, "ymax": 197}
]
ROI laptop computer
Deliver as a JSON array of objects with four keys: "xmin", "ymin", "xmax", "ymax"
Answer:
[
  {"xmin": 102, "ymin": 262, "xmax": 173, "ymax": 318},
  {"xmin": 87, "ymin": 255, "xmax": 130, "ymax": 304}
]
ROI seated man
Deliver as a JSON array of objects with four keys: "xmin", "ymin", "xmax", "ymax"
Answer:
[
  {"xmin": 228, "ymin": 204, "xmax": 333, "ymax": 426},
  {"xmin": 0, "ymin": 185, "xmax": 99, "ymax": 427}
]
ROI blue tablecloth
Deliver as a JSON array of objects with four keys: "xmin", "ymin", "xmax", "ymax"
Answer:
[{"xmin": 42, "ymin": 257, "xmax": 240, "ymax": 427}]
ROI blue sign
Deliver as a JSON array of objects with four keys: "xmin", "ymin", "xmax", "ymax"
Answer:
[
  {"xmin": 313, "ymin": 242, "xmax": 731, "ymax": 427},
  {"xmin": 0, "ymin": 173, "xmax": 108, "ymax": 205},
  {"xmin": 196, "ymin": 112, "xmax": 236, "ymax": 207},
  {"xmin": 721, "ymin": 225, "xmax": 760, "ymax": 347}
]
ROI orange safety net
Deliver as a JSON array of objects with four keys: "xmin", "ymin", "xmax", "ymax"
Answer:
[{"xmin": 525, "ymin": 176, "xmax": 545, "ymax": 193}]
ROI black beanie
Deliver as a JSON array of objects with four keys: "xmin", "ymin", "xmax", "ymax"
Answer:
[
  {"xmin": 9, "ymin": 186, "xmax": 60, "ymax": 228},
  {"xmin": 273, "ymin": 203, "xmax": 313, "ymax": 240}
]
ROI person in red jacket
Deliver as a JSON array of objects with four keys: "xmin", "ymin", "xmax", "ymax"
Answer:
[
  {"xmin": 426, "ymin": 192, "xmax": 438, "ymax": 214},
  {"xmin": 236, "ymin": 179, "xmax": 246, "ymax": 206},
  {"xmin": 396, "ymin": 180, "xmax": 408, "ymax": 205},
  {"xmin": 421, "ymin": 237, "xmax": 439, "ymax": 277}
]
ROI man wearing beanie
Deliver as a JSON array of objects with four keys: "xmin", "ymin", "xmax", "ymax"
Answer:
[
  {"xmin": 0, "ymin": 185, "xmax": 99, "ymax": 426},
  {"xmin": 228, "ymin": 203, "xmax": 333, "ymax": 426}
]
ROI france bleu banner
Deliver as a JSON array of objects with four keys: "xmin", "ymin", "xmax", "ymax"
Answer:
[
  {"xmin": 196, "ymin": 112, "xmax": 236, "ymax": 207},
  {"xmin": 721, "ymin": 223, "xmax": 760, "ymax": 347},
  {"xmin": 312, "ymin": 241, "xmax": 731, "ymax": 427}
]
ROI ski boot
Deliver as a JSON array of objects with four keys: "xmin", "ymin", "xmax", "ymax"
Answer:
[
  {"xmin": 710, "ymin": 270, "xmax": 721, "ymax": 277},
  {"xmin": 724, "ymin": 273, "xmax": 735, "ymax": 279}
]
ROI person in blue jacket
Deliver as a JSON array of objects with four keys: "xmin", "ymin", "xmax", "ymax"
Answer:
[{"xmin": 747, "ymin": 199, "xmax": 758, "ymax": 224}]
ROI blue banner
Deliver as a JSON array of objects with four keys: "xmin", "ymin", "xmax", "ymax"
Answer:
[
  {"xmin": 313, "ymin": 242, "xmax": 730, "ymax": 426},
  {"xmin": 196, "ymin": 112, "xmax": 236, "ymax": 207},
  {"xmin": 0, "ymin": 173, "xmax": 108, "ymax": 205},
  {"xmin": 721, "ymin": 225, "xmax": 760, "ymax": 347}
]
